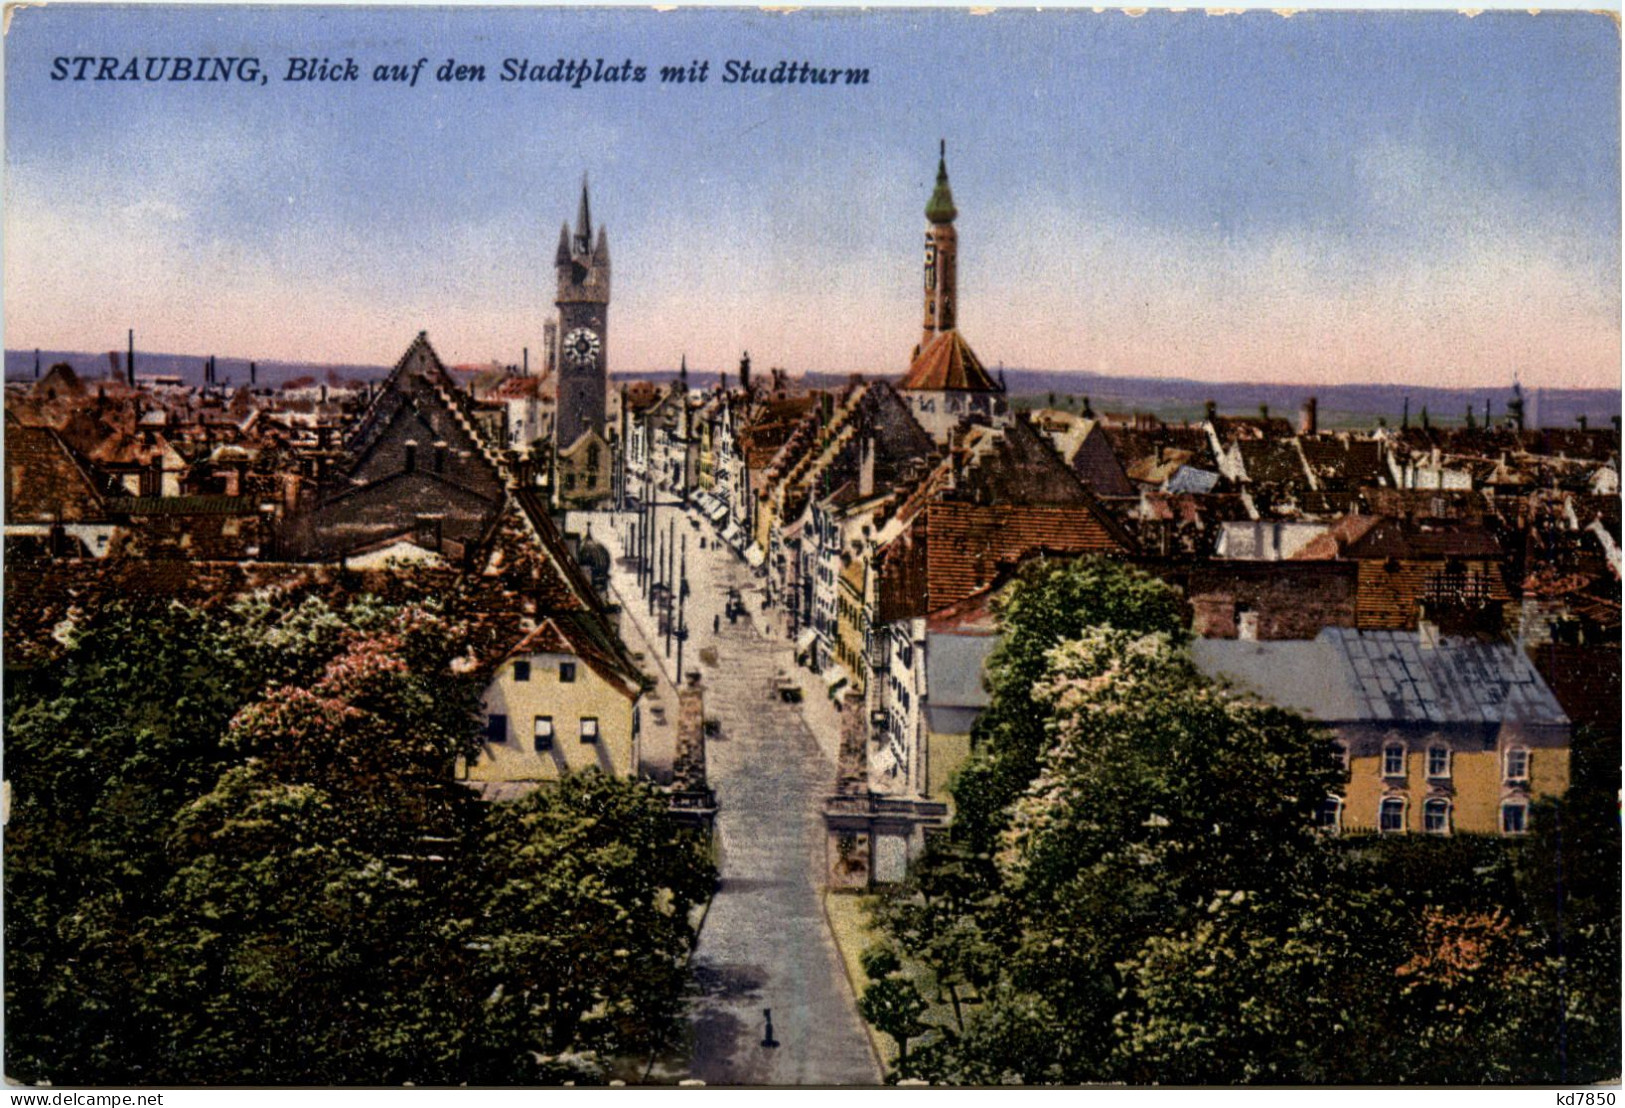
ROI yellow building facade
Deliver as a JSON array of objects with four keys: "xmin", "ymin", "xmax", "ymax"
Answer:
[
  {"xmin": 464, "ymin": 620, "xmax": 642, "ymax": 783},
  {"xmin": 1192, "ymin": 627, "xmax": 1571, "ymax": 839},
  {"xmin": 1333, "ymin": 726, "xmax": 1567, "ymax": 836}
]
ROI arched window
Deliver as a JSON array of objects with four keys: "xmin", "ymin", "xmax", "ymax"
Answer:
[
  {"xmin": 1380, "ymin": 796, "xmax": 1407, "ymax": 834},
  {"xmin": 1382, "ymin": 742, "xmax": 1406, "ymax": 778},
  {"xmin": 1423, "ymin": 797, "xmax": 1451, "ymax": 835},
  {"xmin": 1317, "ymin": 796, "xmax": 1343, "ymax": 833}
]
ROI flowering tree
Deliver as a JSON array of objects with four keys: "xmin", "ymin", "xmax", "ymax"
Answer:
[{"xmin": 5, "ymin": 594, "xmax": 713, "ymax": 1085}]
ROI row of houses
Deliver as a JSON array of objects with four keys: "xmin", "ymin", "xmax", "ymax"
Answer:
[
  {"xmin": 4, "ymin": 333, "xmax": 716, "ymax": 825},
  {"xmin": 612, "ymin": 347, "xmax": 1616, "ymax": 883}
]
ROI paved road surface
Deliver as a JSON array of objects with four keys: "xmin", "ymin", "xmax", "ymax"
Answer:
[{"xmin": 589, "ymin": 506, "xmax": 880, "ymax": 1086}]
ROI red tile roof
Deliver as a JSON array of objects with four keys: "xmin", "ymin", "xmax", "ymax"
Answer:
[{"xmin": 901, "ymin": 331, "xmax": 999, "ymax": 392}]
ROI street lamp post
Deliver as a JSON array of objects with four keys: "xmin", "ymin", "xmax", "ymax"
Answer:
[
  {"xmin": 664, "ymin": 522, "xmax": 677, "ymax": 659},
  {"xmin": 675, "ymin": 533, "xmax": 688, "ymax": 680}
]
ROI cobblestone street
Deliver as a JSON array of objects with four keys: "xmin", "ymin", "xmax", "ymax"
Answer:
[{"xmin": 581, "ymin": 506, "xmax": 880, "ymax": 1086}]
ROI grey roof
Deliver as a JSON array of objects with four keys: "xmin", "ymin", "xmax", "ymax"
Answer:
[
  {"xmin": 1191, "ymin": 628, "xmax": 1569, "ymax": 727},
  {"xmin": 1166, "ymin": 465, "xmax": 1221, "ymax": 495}
]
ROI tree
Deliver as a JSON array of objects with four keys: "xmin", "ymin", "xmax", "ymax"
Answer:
[
  {"xmin": 5, "ymin": 592, "xmax": 714, "ymax": 1085},
  {"xmin": 857, "ymin": 945, "xmax": 929, "ymax": 1070},
  {"xmin": 459, "ymin": 772, "xmax": 716, "ymax": 1077},
  {"xmin": 866, "ymin": 559, "xmax": 1347, "ymax": 1084},
  {"xmin": 1513, "ymin": 722, "xmax": 1623, "ymax": 1083},
  {"xmin": 950, "ymin": 557, "xmax": 1187, "ymax": 855}
]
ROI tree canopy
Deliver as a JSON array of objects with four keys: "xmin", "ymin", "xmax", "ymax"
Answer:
[
  {"xmin": 864, "ymin": 556, "xmax": 1619, "ymax": 1085},
  {"xmin": 5, "ymin": 594, "xmax": 713, "ymax": 1085}
]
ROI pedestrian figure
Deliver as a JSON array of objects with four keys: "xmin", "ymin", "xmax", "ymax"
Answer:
[
  {"xmin": 762, "ymin": 1008, "xmax": 779, "ymax": 1049},
  {"xmin": 713, "ymin": 613, "xmax": 720, "ymax": 635}
]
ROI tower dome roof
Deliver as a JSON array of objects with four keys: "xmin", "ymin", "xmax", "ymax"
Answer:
[
  {"xmin": 926, "ymin": 141, "xmax": 957, "ymax": 224},
  {"xmin": 577, "ymin": 526, "xmax": 610, "ymax": 574}
]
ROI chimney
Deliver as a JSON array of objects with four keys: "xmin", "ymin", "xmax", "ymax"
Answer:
[
  {"xmin": 1300, "ymin": 397, "xmax": 1318, "ymax": 436},
  {"xmin": 33, "ymin": 348, "xmax": 40, "ymax": 379},
  {"xmin": 523, "ymin": 346, "xmax": 529, "ymax": 376},
  {"xmin": 1205, "ymin": 400, "xmax": 1217, "ymax": 424},
  {"xmin": 740, "ymin": 351, "xmax": 752, "ymax": 393},
  {"xmin": 859, "ymin": 431, "xmax": 876, "ymax": 498},
  {"xmin": 414, "ymin": 514, "xmax": 444, "ymax": 552},
  {"xmin": 127, "ymin": 329, "xmax": 135, "ymax": 386},
  {"xmin": 674, "ymin": 673, "xmax": 709, "ymax": 792},
  {"xmin": 250, "ymin": 361, "xmax": 258, "ymax": 387},
  {"xmin": 1402, "ymin": 397, "xmax": 1410, "ymax": 429}
]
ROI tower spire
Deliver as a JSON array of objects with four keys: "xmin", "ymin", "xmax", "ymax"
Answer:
[
  {"xmin": 575, "ymin": 174, "xmax": 593, "ymax": 253},
  {"xmin": 926, "ymin": 139, "xmax": 956, "ymax": 224}
]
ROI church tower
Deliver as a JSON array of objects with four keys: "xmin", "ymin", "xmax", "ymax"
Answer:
[
  {"xmin": 921, "ymin": 140, "xmax": 958, "ymax": 354},
  {"xmin": 555, "ymin": 176, "xmax": 611, "ymax": 449},
  {"xmin": 901, "ymin": 143, "xmax": 1008, "ymax": 446}
]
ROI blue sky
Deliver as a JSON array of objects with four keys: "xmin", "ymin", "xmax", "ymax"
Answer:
[{"xmin": 5, "ymin": 6, "xmax": 1619, "ymax": 388}]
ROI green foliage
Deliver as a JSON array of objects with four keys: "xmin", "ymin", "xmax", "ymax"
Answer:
[
  {"xmin": 862, "ymin": 555, "xmax": 1615, "ymax": 1085},
  {"xmin": 859, "ymin": 977, "xmax": 929, "ymax": 1068},
  {"xmin": 5, "ymin": 595, "xmax": 713, "ymax": 1085},
  {"xmin": 952, "ymin": 556, "xmax": 1188, "ymax": 854},
  {"xmin": 461, "ymin": 772, "xmax": 716, "ymax": 1068},
  {"xmin": 1512, "ymin": 723, "xmax": 1623, "ymax": 1083},
  {"xmin": 860, "ymin": 944, "xmax": 902, "ymax": 981}
]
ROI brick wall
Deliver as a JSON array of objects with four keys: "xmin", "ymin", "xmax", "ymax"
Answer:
[{"xmin": 1188, "ymin": 560, "xmax": 1358, "ymax": 640}]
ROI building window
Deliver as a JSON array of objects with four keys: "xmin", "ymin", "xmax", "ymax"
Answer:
[
  {"xmin": 1332, "ymin": 742, "xmax": 1349, "ymax": 772},
  {"xmin": 1379, "ymin": 796, "xmax": 1406, "ymax": 833},
  {"xmin": 1426, "ymin": 745, "xmax": 1451, "ymax": 779},
  {"xmin": 1505, "ymin": 747, "xmax": 1530, "ymax": 782},
  {"xmin": 1317, "ymin": 796, "xmax": 1343, "ymax": 833},
  {"xmin": 1382, "ymin": 742, "xmax": 1406, "ymax": 777},
  {"xmin": 559, "ymin": 661, "xmax": 577, "ymax": 683},
  {"xmin": 1501, "ymin": 802, "xmax": 1529, "ymax": 835},
  {"xmin": 513, "ymin": 660, "xmax": 531, "ymax": 682},
  {"xmin": 533, "ymin": 715, "xmax": 554, "ymax": 752},
  {"xmin": 580, "ymin": 717, "xmax": 599, "ymax": 743},
  {"xmin": 1423, "ymin": 797, "xmax": 1451, "ymax": 835},
  {"xmin": 486, "ymin": 714, "xmax": 508, "ymax": 745}
]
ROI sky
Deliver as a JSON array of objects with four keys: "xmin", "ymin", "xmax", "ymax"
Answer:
[{"xmin": 4, "ymin": 5, "xmax": 1620, "ymax": 389}]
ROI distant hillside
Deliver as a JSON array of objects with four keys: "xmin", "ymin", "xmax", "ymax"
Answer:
[
  {"xmin": 11, "ymin": 350, "xmax": 1614, "ymax": 432},
  {"xmin": 614, "ymin": 367, "xmax": 1621, "ymax": 431},
  {"xmin": 5, "ymin": 349, "xmax": 390, "ymax": 391}
]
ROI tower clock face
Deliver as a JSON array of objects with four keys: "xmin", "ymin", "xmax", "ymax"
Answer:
[{"xmin": 564, "ymin": 327, "xmax": 601, "ymax": 368}]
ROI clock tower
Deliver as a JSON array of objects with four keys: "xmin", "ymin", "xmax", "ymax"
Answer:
[{"xmin": 555, "ymin": 176, "xmax": 611, "ymax": 449}]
